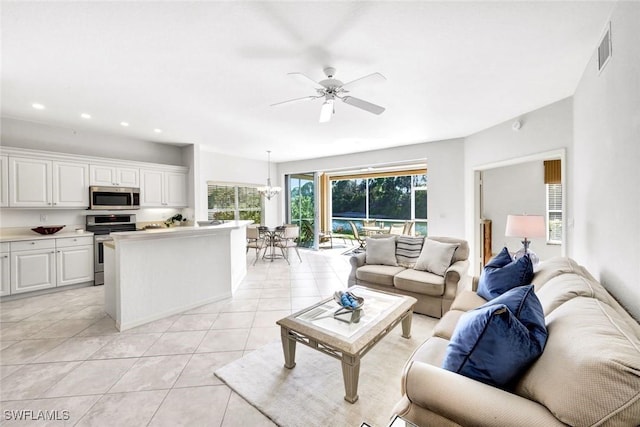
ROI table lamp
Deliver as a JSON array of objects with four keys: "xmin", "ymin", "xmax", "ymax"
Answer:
[{"xmin": 505, "ymin": 214, "xmax": 546, "ymax": 264}]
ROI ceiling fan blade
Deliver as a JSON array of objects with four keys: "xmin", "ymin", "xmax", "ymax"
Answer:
[
  {"xmin": 341, "ymin": 96, "xmax": 385, "ymax": 115},
  {"xmin": 270, "ymin": 95, "xmax": 320, "ymax": 107},
  {"xmin": 319, "ymin": 99, "xmax": 334, "ymax": 123},
  {"xmin": 341, "ymin": 72, "xmax": 386, "ymax": 90},
  {"xmin": 287, "ymin": 72, "xmax": 325, "ymax": 90}
]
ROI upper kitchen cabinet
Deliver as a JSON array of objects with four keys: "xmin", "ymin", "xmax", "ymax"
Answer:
[
  {"xmin": 140, "ymin": 168, "xmax": 188, "ymax": 207},
  {"xmin": 0, "ymin": 155, "xmax": 8, "ymax": 207},
  {"xmin": 9, "ymin": 157, "xmax": 89, "ymax": 208},
  {"xmin": 90, "ymin": 164, "xmax": 139, "ymax": 187}
]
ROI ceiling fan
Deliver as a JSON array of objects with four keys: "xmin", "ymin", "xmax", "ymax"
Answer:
[{"xmin": 271, "ymin": 67, "xmax": 386, "ymax": 123}]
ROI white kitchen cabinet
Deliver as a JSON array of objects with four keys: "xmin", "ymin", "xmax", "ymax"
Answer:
[
  {"xmin": 56, "ymin": 236, "xmax": 93, "ymax": 286},
  {"xmin": 9, "ymin": 157, "xmax": 89, "ymax": 208},
  {"xmin": 9, "ymin": 157, "xmax": 52, "ymax": 207},
  {"xmin": 90, "ymin": 164, "xmax": 139, "ymax": 187},
  {"xmin": 140, "ymin": 169, "xmax": 187, "ymax": 207},
  {"xmin": 10, "ymin": 239, "xmax": 57, "ymax": 294},
  {"xmin": 0, "ymin": 243, "xmax": 9, "ymax": 297},
  {"xmin": 53, "ymin": 161, "xmax": 89, "ymax": 207},
  {"xmin": 0, "ymin": 155, "xmax": 8, "ymax": 208}
]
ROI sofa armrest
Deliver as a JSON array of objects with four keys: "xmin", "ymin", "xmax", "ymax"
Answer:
[
  {"xmin": 443, "ymin": 259, "xmax": 469, "ymax": 300},
  {"xmin": 348, "ymin": 253, "xmax": 367, "ymax": 285},
  {"xmin": 402, "ymin": 362, "xmax": 563, "ymax": 427}
]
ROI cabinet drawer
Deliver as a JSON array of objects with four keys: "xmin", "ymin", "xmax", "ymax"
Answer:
[
  {"xmin": 0, "ymin": 242, "xmax": 9, "ymax": 252},
  {"xmin": 10, "ymin": 239, "xmax": 56, "ymax": 252},
  {"xmin": 56, "ymin": 236, "xmax": 94, "ymax": 248}
]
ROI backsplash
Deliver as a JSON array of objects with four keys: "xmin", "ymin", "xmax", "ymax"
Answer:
[{"xmin": 0, "ymin": 208, "xmax": 186, "ymax": 230}]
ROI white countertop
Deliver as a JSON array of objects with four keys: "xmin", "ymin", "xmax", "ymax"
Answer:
[
  {"xmin": 110, "ymin": 220, "xmax": 253, "ymax": 241},
  {"xmin": 0, "ymin": 229, "xmax": 94, "ymax": 242}
]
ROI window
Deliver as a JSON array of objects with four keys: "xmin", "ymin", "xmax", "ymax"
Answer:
[
  {"xmin": 331, "ymin": 170, "xmax": 428, "ymax": 235},
  {"xmin": 207, "ymin": 183, "xmax": 263, "ymax": 224},
  {"xmin": 546, "ymin": 183, "xmax": 562, "ymax": 243}
]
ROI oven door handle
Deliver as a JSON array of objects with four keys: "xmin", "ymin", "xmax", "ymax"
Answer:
[{"xmin": 95, "ymin": 236, "xmax": 114, "ymax": 242}]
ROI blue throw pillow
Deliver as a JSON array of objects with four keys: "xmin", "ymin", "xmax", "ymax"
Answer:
[
  {"xmin": 485, "ymin": 246, "xmax": 513, "ymax": 268},
  {"xmin": 442, "ymin": 285, "xmax": 547, "ymax": 389},
  {"xmin": 477, "ymin": 249, "xmax": 533, "ymax": 300}
]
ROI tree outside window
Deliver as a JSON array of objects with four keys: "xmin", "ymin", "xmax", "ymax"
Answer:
[{"xmin": 208, "ymin": 184, "xmax": 263, "ymax": 224}]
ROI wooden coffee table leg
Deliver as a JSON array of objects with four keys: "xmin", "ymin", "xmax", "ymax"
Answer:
[
  {"xmin": 341, "ymin": 354, "xmax": 360, "ymax": 403},
  {"xmin": 401, "ymin": 310, "xmax": 413, "ymax": 338},
  {"xmin": 280, "ymin": 327, "xmax": 296, "ymax": 369}
]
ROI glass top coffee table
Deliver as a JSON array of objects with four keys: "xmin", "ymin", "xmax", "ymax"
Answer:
[{"xmin": 276, "ymin": 286, "xmax": 417, "ymax": 403}]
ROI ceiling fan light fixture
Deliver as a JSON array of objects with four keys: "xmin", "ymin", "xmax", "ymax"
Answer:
[{"xmin": 319, "ymin": 98, "xmax": 334, "ymax": 123}]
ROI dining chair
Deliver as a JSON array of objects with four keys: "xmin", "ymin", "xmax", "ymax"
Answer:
[
  {"xmin": 348, "ymin": 221, "xmax": 367, "ymax": 249},
  {"xmin": 274, "ymin": 225, "xmax": 302, "ymax": 264},
  {"xmin": 363, "ymin": 219, "xmax": 376, "ymax": 227},
  {"xmin": 389, "ymin": 223, "xmax": 405, "ymax": 235},
  {"xmin": 247, "ymin": 226, "xmax": 266, "ymax": 265}
]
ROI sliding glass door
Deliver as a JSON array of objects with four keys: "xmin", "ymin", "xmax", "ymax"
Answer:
[{"xmin": 286, "ymin": 173, "xmax": 318, "ymax": 248}]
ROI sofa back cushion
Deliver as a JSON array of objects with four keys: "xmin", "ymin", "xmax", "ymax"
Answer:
[
  {"xmin": 535, "ymin": 272, "xmax": 616, "ymax": 315},
  {"xmin": 395, "ymin": 236, "xmax": 425, "ymax": 268},
  {"xmin": 428, "ymin": 236, "xmax": 469, "ymax": 263},
  {"xmin": 442, "ymin": 285, "xmax": 547, "ymax": 389},
  {"xmin": 365, "ymin": 236, "xmax": 397, "ymax": 266},
  {"xmin": 477, "ymin": 248, "xmax": 534, "ymax": 300},
  {"xmin": 515, "ymin": 297, "xmax": 640, "ymax": 426},
  {"xmin": 414, "ymin": 239, "xmax": 459, "ymax": 276}
]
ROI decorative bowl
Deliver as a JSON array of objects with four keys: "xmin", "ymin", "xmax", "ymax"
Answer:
[
  {"xmin": 333, "ymin": 291, "xmax": 364, "ymax": 310},
  {"xmin": 31, "ymin": 225, "xmax": 65, "ymax": 235}
]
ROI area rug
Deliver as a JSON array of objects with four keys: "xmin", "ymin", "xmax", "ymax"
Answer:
[{"xmin": 215, "ymin": 314, "xmax": 438, "ymax": 427}]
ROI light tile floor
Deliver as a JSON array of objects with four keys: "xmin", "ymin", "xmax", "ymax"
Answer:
[{"xmin": 0, "ymin": 248, "xmax": 362, "ymax": 426}]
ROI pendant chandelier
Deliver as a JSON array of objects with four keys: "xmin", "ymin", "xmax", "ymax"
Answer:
[{"xmin": 257, "ymin": 150, "xmax": 281, "ymax": 200}]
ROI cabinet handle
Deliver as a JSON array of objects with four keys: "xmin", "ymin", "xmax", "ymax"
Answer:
[
  {"xmin": 53, "ymin": 202, "xmax": 57, "ymax": 206},
  {"xmin": 2, "ymin": 255, "xmax": 7, "ymax": 258},
  {"xmin": 30, "ymin": 242, "xmax": 36, "ymax": 245}
]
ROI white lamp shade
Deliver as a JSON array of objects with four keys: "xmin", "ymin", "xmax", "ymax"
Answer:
[{"xmin": 505, "ymin": 215, "xmax": 546, "ymax": 238}]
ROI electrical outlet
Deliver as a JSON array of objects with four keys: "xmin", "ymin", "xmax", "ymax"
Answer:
[{"xmin": 40, "ymin": 214, "xmax": 47, "ymax": 223}]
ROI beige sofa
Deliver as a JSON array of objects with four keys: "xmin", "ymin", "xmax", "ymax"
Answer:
[
  {"xmin": 348, "ymin": 236, "xmax": 469, "ymax": 318},
  {"xmin": 393, "ymin": 257, "xmax": 640, "ymax": 426}
]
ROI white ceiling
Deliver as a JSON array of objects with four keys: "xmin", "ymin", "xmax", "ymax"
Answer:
[{"xmin": 1, "ymin": 1, "xmax": 614, "ymax": 162}]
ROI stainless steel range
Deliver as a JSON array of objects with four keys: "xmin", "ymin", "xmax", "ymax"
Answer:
[{"xmin": 86, "ymin": 214, "xmax": 137, "ymax": 285}]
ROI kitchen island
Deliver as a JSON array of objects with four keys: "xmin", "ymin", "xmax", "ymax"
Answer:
[{"xmin": 104, "ymin": 220, "xmax": 251, "ymax": 331}]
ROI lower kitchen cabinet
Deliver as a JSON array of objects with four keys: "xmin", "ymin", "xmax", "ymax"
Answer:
[
  {"xmin": 4, "ymin": 236, "xmax": 94, "ymax": 296},
  {"xmin": 10, "ymin": 248, "xmax": 56, "ymax": 294},
  {"xmin": 0, "ymin": 246, "xmax": 9, "ymax": 297},
  {"xmin": 56, "ymin": 238, "xmax": 93, "ymax": 286}
]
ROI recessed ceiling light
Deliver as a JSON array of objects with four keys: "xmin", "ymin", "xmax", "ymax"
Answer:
[
  {"xmin": 120, "ymin": 122, "xmax": 129, "ymax": 127},
  {"xmin": 153, "ymin": 128, "xmax": 162, "ymax": 133},
  {"xmin": 81, "ymin": 113, "xmax": 91, "ymax": 119},
  {"xmin": 32, "ymin": 103, "xmax": 45, "ymax": 110}
]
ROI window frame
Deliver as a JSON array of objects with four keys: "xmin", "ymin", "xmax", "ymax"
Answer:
[{"xmin": 546, "ymin": 183, "xmax": 562, "ymax": 244}]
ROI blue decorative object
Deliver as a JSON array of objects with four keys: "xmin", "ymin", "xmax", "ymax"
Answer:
[
  {"xmin": 477, "ymin": 247, "xmax": 533, "ymax": 300},
  {"xmin": 442, "ymin": 285, "xmax": 547, "ymax": 389}
]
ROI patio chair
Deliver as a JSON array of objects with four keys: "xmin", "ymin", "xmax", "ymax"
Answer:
[
  {"xmin": 402, "ymin": 221, "xmax": 415, "ymax": 236},
  {"xmin": 348, "ymin": 221, "xmax": 367, "ymax": 249},
  {"xmin": 389, "ymin": 223, "xmax": 405, "ymax": 235}
]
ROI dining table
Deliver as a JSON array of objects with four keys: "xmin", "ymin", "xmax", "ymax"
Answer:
[
  {"xmin": 361, "ymin": 225, "xmax": 389, "ymax": 236},
  {"xmin": 259, "ymin": 226, "xmax": 286, "ymax": 262}
]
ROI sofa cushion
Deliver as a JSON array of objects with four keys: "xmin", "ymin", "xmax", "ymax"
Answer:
[
  {"xmin": 365, "ymin": 236, "xmax": 398, "ymax": 266},
  {"xmin": 515, "ymin": 297, "xmax": 640, "ymax": 426},
  {"xmin": 396, "ymin": 236, "xmax": 425, "ymax": 268},
  {"xmin": 414, "ymin": 239, "xmax": 459, "ymax": 276},
  {"xmin": 535, "ymin": 272, "xmax": 615, "ymax": 315},
  {"xmin": 356, "ymin": 265, "xmax": 406, "ymax": 287},
  {"xmin": 432, "ymin": 309, "xmax": 465, "ymax": 340},
  {"xmin": 442, "ymin": 285, "xmax": 547, "ymax": 389},
  {"xmin": 429, "ymin": 236, "xmax": 469, "ymax": 263},
  {"xmin": 408, "ymin": 336, "xmax": 450, "ymax": 368},
  {"xmin": 394, "ymin": 269, "xmax": 445, "ymax": 297},
  {"xmin": 450, "ymin": 291, "xmax": 488, "ymax": 312},
  {"xmin": 477, "ymin": 249, "xmax": 534, "ymax": 300}
]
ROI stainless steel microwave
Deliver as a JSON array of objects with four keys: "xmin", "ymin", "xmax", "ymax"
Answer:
[{"xmin": 89, "ymin": 186, "xmax": 140, "ymax": 210}]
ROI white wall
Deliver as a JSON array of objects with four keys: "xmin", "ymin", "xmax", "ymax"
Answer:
[
  {"xmin": 278, "ymin": 139, "xmax": 466, "ymax": 238},
  {"xmin": 482, "ymin": 161, "xmax": 561, "ymax": 261},
  {"xmin": 1, "ymin": 117, "xmax": 184, "ymax": 166},
  {"xmin": 464, "ymin": 97, "xmax": 573, "ymax": 273},
  {"xmin": 572, "ymin": 2, "xmax": 640, "ymax": 319},
  {"xmin": 197, "ymin": 148, "xmax": 278, "ymax": 225}
]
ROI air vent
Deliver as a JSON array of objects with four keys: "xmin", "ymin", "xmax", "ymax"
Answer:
[{"xmin": 598, "ymin": 22, "xmax": 612, "ymax": 73}]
